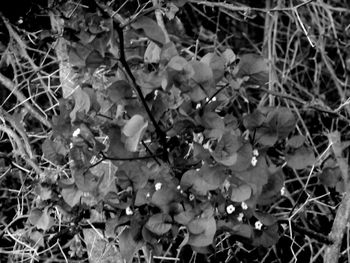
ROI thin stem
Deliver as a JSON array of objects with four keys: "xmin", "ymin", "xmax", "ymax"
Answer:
[{"xmin": 115, "ymin": 22, "xmax": 168, "ymax": 160}]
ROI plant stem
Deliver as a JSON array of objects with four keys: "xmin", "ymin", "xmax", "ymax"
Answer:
[{"xmin": 324, "ymin": 132, "xmax": 350, "ymax": 263}]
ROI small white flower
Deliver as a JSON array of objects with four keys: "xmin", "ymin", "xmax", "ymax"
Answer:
[
  {"xmin": 155, "ymin": 182, "xmax": 162, "ymax": 191},
  {"xmin": 241, "ymin": 202, "xmax": 248, "ymax": 210},
  {"xmin": 177, "ymin": 185, "xmax": 181, "ymax": 190},
  {"xmin": 226, "ymin": 204, "xmax": 235, "ymax": 214},
  {"xmin": 146, "ymin": 192, "xmax": 151, "ymax": 198},
  {"xmin": 72, "ymin": 128, "xmax": 81, "ymax": 137},
  {"xmin": 189, "ymin": 194, "xmax": 195, "ymax": 201},
  {"xmin": 126, "ymin": 206, "xmax": 133, "ymax": 216},
  {"xmin": 237, "ymin": 213, "xmax": 244, "ymax": 222},
  {"xmin": 196, "ymin": 103, "xmax": 201, "ymax": 109},
  {"xmin": 252, "ymin": 149, "xmax": 259, "ymax": 157},
  {"xmin": 280, "ymin": 186, "xmax": 286, "ymax": 196},
  {"xmin": 207, "ymin": 193, "xmax": 212, "ymax": 200},
  {"xmin": 255, "ymin": 221, "xmax": 263, "ymax": 230},
  {"xmin": 212, "ymin": 96, "xmax": 217, "ymax": 102},
  {"xmin": 251, "ymin": 156, "xmax": 258, "ymax": 166},
  {"xmin": 69, "ymin": 142, "xmax": 74, "ymax": 149}
]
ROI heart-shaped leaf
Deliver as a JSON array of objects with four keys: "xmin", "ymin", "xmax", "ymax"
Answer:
[
  {"xmin": 211, "ymin": 132, "xmax": 242, "ymax": 166},
  {"xmin": 231, "ymin": 184, "xmax": 252, "ymax": 202},
  {"xmin": 61, "ymin": 185, "xmax": 84, "ymax": 207},
  {"xmin": 144, "ymin": 41, "xmax": 161, "ymax": 64},
  {"xmin": 42, "ymin": 138, "xmax": 67, "ymax": 165},
  {"xmin": 131, "ymin": 16, "xmax": 166, "ymax": 46},
  {"xmin": 29, "ymin": 207, "xmax": 54, "ymax": 231},
  {"xmin": 287, "ymin": 135, "xmax": 306, "ymax": 148},
  {"xmin": 146, "ymin": 213, "xmax": 172, "ymax": 235},
  {"xmin": 286, "ymin": 146, "xmax": 316, "ymax": 170},
  {"xmin": 118, "ymin": 228, "xmax": 144, "ymax": 263},
  {"xmin": 236, "ymin": 53, "xmax": 269, "ymax": 86},
  {"xmin": 70, "ymin": 87, "xmax": 91, "ymax": 121},
  {"xmin": 107, "ymin": 80, "xmax": 133, "ymax": 105},
  {"xmin": 200, "ymin": 52, "xmax": 225, "ymax": 83},
  {"xmin": 122, "ymin": 115, "xmax": 148, "ymax": 152},
  {"xmin": 188, "ymin": 216, "xmax": 216, "ymax": 247}
]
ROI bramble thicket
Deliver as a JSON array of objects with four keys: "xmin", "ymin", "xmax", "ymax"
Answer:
[{"xmin": 0, "ymin": 0, "xmax": 349, "ymax": 262}]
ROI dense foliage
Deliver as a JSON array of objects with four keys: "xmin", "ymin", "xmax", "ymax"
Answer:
[{"xmin": 0, "ymin": 0, "xmax": 349, "ymax": 262}]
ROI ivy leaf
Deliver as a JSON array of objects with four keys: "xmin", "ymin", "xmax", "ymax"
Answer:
[
  {"xmin": 258, "ymin": 166, "xmax": 284, "ymax": 205},
  {"xmin": 211, "ymin": 132, "xmax": 242, "ymax": 166},
  {"xmin": 286, "ymin": 146, "xmax": 316, "ymax": 170},
  {"xmin": 34, "ymin": 185, "xmax": 52, "ymax": 201},
  {"xmin": 188, "ymin": 216, "xmax": 216, "ymax": 247},
  {"xmin": 243, "ymin": 110, "xmax": 265, "ymax": 130},
  {"xmin": 131, "ymin": 16, "xmax": 166, "ymax": 46},
  {"xmin": 90, "ymin": 160, "xmax": 118, "ymax": 200},
  {"xmin": 287, "ymin": 135, "xmax": 306, "ymax": 148},
  {"xmin": 200, "ymin": 52, "xmax": 225, "ymax": 83},
  {"xmin": 107, "ymin": 80, "xmax": 133, "ymax": 106},
  {"xmin": 144, "ymin": 41, "xmax": 161, "ymax": 64},
  {"xmin": 104, "ymin": 125, "xmax": 135, "ymax": 159},
  {"xmin": 146, "ymin": 213, "xmax": 172, "ymax": 235},
  {"xmin": 61, "ymin": 185, "xmax": 84, "ymax": 207},
  {"xmin": 135, "ymin": 186, "xmax": 152, "ymax": 206},
  {"xmin": 164, "ymin": 56, "xmax": 194, "ymax": 91},
  {"xmin": 200, "ymin": 164, "xmax": 227, "ymax": 190},
  {"xmin": 83, "ymin": 87, "xmax": 101, "ymax": 112},
  {"xmin": 119, "ymin": 228, "xmax": 144, "ymax": 263},
  {"xmin": 73, "ymin": 169, "xmax": 100, "ymax": 193},
  {"xmin": 151, "ymin": 187, "xmax": 177, "ymax": 213},
  {"xmin": 42, "ymin": 138, "xmax": 68, "ymax": 165},
  {"xmin": 165, "ymin": 3, "xmax": 179, "ymax": 20},
  {"xmin": 232, "ymin": 224, "xmax": 253, "ymax": 239},
  {"xmin": 29, "ymin": 207, "xmax": 54, "ymax": 231},
  {"xmin": 256, "ymin": 107, "xmax": 296, "ymax": 146},
  {"xmin": 117, "ymin": 161, "xmax": 149, "ymax": 190},
  {"xmin": 174, "ymin": 210, "xmax": 196, "ymax": 225},
  {"xmin": 167, "ymin": 56, "xmax": 190, "ymax": 71},
  {"xmin": 171, "ymin": 0, "xmax": 188, "ymax": 7},
  {"xmin": 230, "ymin": 142, "xmax": 253, "ymax": 172},
  {"xmin": 122, "ymin": 115, "xmax": 148, "ymax": 152},
  {"xmin": 188, "ymin": 60, "xmax": 214, "ymax": 96},
  {"xmin": 68, "ymin": 44, "xmax": 91, "ymax": 67},
  {"xmin": 230, "ymin": 184, "xmax": 252, "ymax": 202},
  {"xmin": 222, "ymin": 48, "xmax": 236, "ymax": 66},
  {"xmin": 180, "ymin": 169, "xmax": 214, "ymax": 196},
  {"xmin": 70, "ymin": 87, "xmax": 91, "ymax": 122},
  {"xmin": 268, "ymin": 107, "xmax": 296, "ymax": 139},
  {"xmin": 235, "ymin": 156, "xmax": 269, "ymax": 196},
  {"xmin": 252, "ymin": 224, "xmax": 280, "ymax": 247},
  {"xmin": 236, "ymin": 53, "xmax": 269, "ymax": 86},
  {"xmin": 254, "ymin": 212, "xmax": 277, "ymax": 226},
  {"xmin": 52, "ymin": 99, "xmax": 72, "ymax": 139},
  {"xmin": 201, "ymin": 111, "xmax": 225, "ymax": 140},
  {"xmin": 135, "ymin": 69, "xmax": 165, "ymax": 96},
  {"xmin": 83, "ymin": 228, "xmax": 123, "ymax": 263},
  {"xmin": 160, "ymin": 41, "xmax": 178, "ymax": 63},
  {"xmin": 85, "ymin": 50, "xmax": 105, "ymax": 69}
]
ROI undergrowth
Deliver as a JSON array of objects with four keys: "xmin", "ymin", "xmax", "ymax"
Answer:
[{"xmin": 0, "ymin": 0, "xmax": 349, "ymax": 262}]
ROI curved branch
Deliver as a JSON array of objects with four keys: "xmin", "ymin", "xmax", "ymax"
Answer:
[
  {"xmin": 0, "ymin": 73, "xmax": 52, "ymax": 128},
  {"xmin": 0, "ymin": 124, "xmax": 42, "ymax": 175}
]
